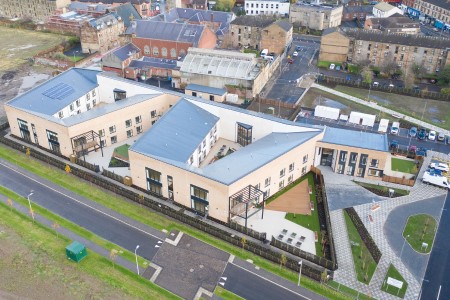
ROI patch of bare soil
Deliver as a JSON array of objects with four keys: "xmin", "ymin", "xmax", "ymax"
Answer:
[{"xmin": 0, "ymin": 224, "xmax": 133, "ymax": 300}]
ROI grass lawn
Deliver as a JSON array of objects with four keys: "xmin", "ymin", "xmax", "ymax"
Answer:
[
  {"xmin": 403, "ymin": 214, "xmax": 437, "ymax": 254},
  {"xmin": 0, "ymin": 200, "xmax": 180, "ymax": 300},
  {"xmin": 327, "ymin": 281, "xmax": 374, "ymax": 300},
  {"xmin": 300, "ymin": 88, "xmax": 396, "ymax": 120},
  {"xmin": 243, "ymin": 48, "xmax": 260, "ymax": 57},
  {"xmin": 0, "ymin": 144, "xmax": 351, "ymax": 300},
  {"xmin": 214, "ymin": 286, "xmax": 244, "ymax": 300},
  {"xmin": 0, "ymin": 27, "xmax": 67, "ymax": 72},
  {"xmin": 334, "ymin": 85, "xmax": 450, "ymax": 130},
  {"xmin": 353, "ymin": 181, "xmax": 409, "ymax": 197},
  {"xmin": 284, "ymin": 173, "xmax": 323, "ymax": 256},
  {"xmin": 381, "ymin": 264, "xmax": 408, "ymax": 298},
  {"xmin": 343, "ymin": 211, "xmax": 378, "ymax": 284},
  {"xmin": 68, "ymin": 55, "xmax": 84, "ymax": 62},
  {"xmin": 317, "ymin": 61, "xmax": 341, "ymax": 69},
  {"xmin": 391, "ymin": 158, "xmax": 417, "ymax": 174}
]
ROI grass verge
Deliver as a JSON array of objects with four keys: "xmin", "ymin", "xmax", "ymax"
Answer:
[
  {"xmin": 0, "ymin": 199, "xmax": 180, "ymax": 300},
  {"xmin": 284, "ymin": 173, "xmax": 323, "ymax": 256},
  {"xmin": 402, "ymin": 214, "xmax": 436, "ymax": 253},
  {"xmin": 214, "ymin": 286, "xmax": 244, "ymax": 300},
  {"xmin": 343, "ymin": 211, "xmax": 377, "ymax": 284},
  {"xmin": 391, "ymin": 158, "xmax": 417, "ymax": 174},
  {"xmin": 353, "ymin": 181, "xmax": 410, "ymax": 197},
  {"xmin": 0, "ymin": 186, "xmax": 150, "ymax": 269},
  {"xmin": 0, "ymin": 144, "xmax": 353, "ymax": 300},
  {"xmin": 327, "ymin": 281, "xmax": 375, "ymax": 300},
  {"xmin": 381, "ymin": 264, "xmax": 408, "ymax": 298}
]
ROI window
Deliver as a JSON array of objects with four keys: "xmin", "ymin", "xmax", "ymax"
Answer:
[
  {"xmin": 190, "ymin": 185, "xmax": 208, "ymax": 214},
  {"xmin": 279, "ymin": 168, "xmax": 285, "ymax": 178},
  {"xmin": 144, "ymin": 45, "xmax": 150, "ymax": 55},
  {"xmin": 76, "ymin": 99, "xmax": 80, "ymax": 107},
  {"xmin": 70, "ymin": 104, "xmax": 74, "ymax": 111},
  {"xmin": 356, "ymin": 168, "xmax": 363, "ymax": 177},
  {"xmin": 301, "ymin": 166, "xmax": 307, "ymax": 175},
  {"xmin": 368, "ymin": 169, "xmax": 381, "ymax": 177},
  {"xmin": 237, "ymin": 122, "xmax": 252, "ymax": 146},
  {"xmin": 98, "ymin": 129, "xmax": 105, "ymax": 137},
  {"xmin": 303, "ymin": 155, "xmax": 308, "ymax": 163},
  {"xmin": 255, "ymin": 183, "xmax": 260, "ymax": 190},
  {"xmin": 109, "ymin": 125, "xmax": 116, "ymax": 134},
  {"xmin": 146, "ymin": 168, "xmax": 162, "ymax": 195},
  {"xmin": 170, "ymin": 48, "xmax": 176, "ymax": 58},
  {"xmin": 279, "ymin": 180, "xmax": 284, "ymax": 190},
  {"xmin": 209, "ymin": 95, "xmax": 214, "ymax": 101},
  {"xmin": 136, "ymin": 125, "xmax": 143, "ymax": 134},
  {"xmin": 153, "ymin": 46, "xmax": 159, "ymax": 56},
  {"xmin": 31, "ymin": 123, "xmax": 38, "ymax": 144},
  {"xmin": 340, "ymin": 151, "xmax": 347, "ymax": 162},
  {"xmin": 289, "ymin": 163, "xmax": 294, "ymax": 172},
  {"xmin": 190, "ymin": 156, "xmax": 194, "ymax": 164},
  {"xmin": 92, "ymin": 90, "xmax": 96, "ymax": 97},
  {"xmin": 86, "ymin": 103, "xmax": 91, "ymax": 110},
  {"xmin": 151, "ymin": 110, "xmax": 157, "ymax": 118},
  {"xmin": 179, "ymin": 49, "xmax": 186, "ymax": 56},
  {"xmin": 192, "ymin": 91, "xmax": 197, "ymax": 97},
  {"xmin": 202, "ymin": 139, "xmax": 206, "ymax": 148},
  {"xmin": 360, "ymin": 155, "xmax": 368, "ymax": 166},
  {"xmin": 370, "ymin": 159, "xmax": 379, "ymax": 168},
  {"xmin": 46, "ymin": 130, "xmax": 60, "ymax": 153},
  {"xmin": 265, "ymin": 177, "xmax": 271, "ymax": 187},
  {"xmin": 161, "ymin": 47, "xmax": 167, "ymax": 57},
  {"xmin": 135, "ymin": 115, "xmax": 142, "ymax": 124},
  {"xmin": 350, "ymin": 153, "xmax": 358, "ymax": 163},
  {"xmin": 111, "ymin": 136, "xmax": 117, "ymax": 144},
  {"xmin": 114, "ymin": 89, "xmax": 126, "ymax": 101},
  {"xmin": 86, "ymin": 93, "xmax": 90, "ymax": 101},
  {"xmin": 58, "ymin": 111, "xmax": 63, "ymax": 118},
  {"xmin": 17, "ymin": 119, "xmax": 31, "ymax": 141},
  {"xmin": 125, "ymin": 119, "xmax": 132, "ymax": 128},
  {"xmin": 288, "ymin": 174, "xmax": 293, "ymax": 184},
  {"xmin": 126, "ymin": 129, "xmax": 133, "ymax": 138}
]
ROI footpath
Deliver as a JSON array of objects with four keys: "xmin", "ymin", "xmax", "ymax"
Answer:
[{"xmin": 311, "ymin": 83, "xmax": 450, "ymax": 137}]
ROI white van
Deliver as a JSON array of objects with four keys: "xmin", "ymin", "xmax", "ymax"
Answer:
[
  {"xmin": 260, "ymin": 49, "xmax": 268, "ymax": 58},
  {"xmin": 422, "ymin": 172, "xmax": 449, "ymax": 189},
  {"xmin": 378, "ymin": 119, "xmax": 389, "ymax": 133},
  {"xmin": 390, "ymin": 121, "xmax": 400, "ymax": 134}
]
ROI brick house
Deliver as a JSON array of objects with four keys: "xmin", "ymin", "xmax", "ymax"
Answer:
[
  {"xmin": 81, "ymin": 12, "xmax": 125, "ymax": 54},
  {"xmin": 102, "ymin": 43, "xmax": 141, "ymax": 76},
  {"xmin": 227, "ymin": 15, "xmax": 275, "ymax": 50},
  {"xmin": 126, "ymin": 20, "xmax": 217, "ymax": 59}
]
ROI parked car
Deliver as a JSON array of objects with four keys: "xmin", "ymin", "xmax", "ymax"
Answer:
[
  {"xmin": 390, "ymin": 121, "xmax": 400, "ymax": 134},
  {"xmin": 390, "ymin": 140, "xmax": 399, "ymax": 150},
  {"xmin": 409, "ymin": 127, "xmax": 417, "ymax": 137},
  {"xmin": 416, "ymin": 147, "xmax": 427, "ymax": 156},
  {"xmin": 430, "ymin": 162, "xmax": 450, "ymax": 172},
  {"xmin": 288, "ymin": 58, "xmax": 294, "ymax": 64},
  {"xmin": 418, "ymin": 128, "xmax": 427, "ymax": 140},
  {"xmin": 428, "ymin": 130, "xmax": 437, "ymax": 141},
  {"xmin": 296, "ymin": 46, "xmax": 301, "ymax": 51},
  {"xmin": 329, "ymin": 63, "xmax": 335, "ymax": 70},
  {"xmin": 373, "ymin": 81, "xmax": 380, "ymax": 87},
  {"xmin": 437, "ymin": 132, "xmax": 445, "ymax": 141},
  {"xmin": 388, "ymin": 83, "xmax": 395, "ymax": 88},
  {"xmin": 336, "ymin": 65, "xmax": 341, "ymax": 71},
  {"xmin": 293, "ymin": 51, "xmax": 298, "ymax": 57},
  {"xmin": 408, "ymin": 145, "xmax": 417, "ymax": 153}
]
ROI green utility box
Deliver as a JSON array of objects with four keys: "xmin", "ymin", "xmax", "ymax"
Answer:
[{"xmin": 66, "ymin": 241, "xmax": 87, "ymax": 262}]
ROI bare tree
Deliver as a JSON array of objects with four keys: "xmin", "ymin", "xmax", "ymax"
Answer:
[
  {"xmin": 241, "ymin": 236, "xmax": 247, "ymax": 252},
  {"xmin": 7, "ymin": 198, "xmax": 13, "ymax": 211},
  {"xmin": 403, "ymin": 66, "xmax": 415, "ymax": 89},
  {"xmin": 110, "ymin": 249, "xmax": 118, "ymax": 268},
  {"xmin": 381, "ymin": 54, "xmax": 398, "ymax": 76},
  {"xmin": 411, "ymin": 62, "xmax": 427, "ymax": 79},
  {"xmin": 280, "ymin": 253, "xmax": 287, "ymax": 269}
]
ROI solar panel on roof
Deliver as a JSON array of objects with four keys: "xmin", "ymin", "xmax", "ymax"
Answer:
[{"xmin": 42, "ymin": 83, "xmax": 75, "ymax": 100}]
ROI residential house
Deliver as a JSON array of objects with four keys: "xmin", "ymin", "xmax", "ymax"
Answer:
[
  {"xmin": 372, "ymin": 2, "xmax": 403, "ymax": 18},
  {"xmin": 364, "ymin": 13, "xmax": 420, "ymax": 34},
  {"xmin": 414, "ymin": 0, "xmax": 450, "ymax": 30},
  {"xmin": 289, "ymin": 2, "xmax": 343, "ymax": 30},
  {"xmin": 227, "ymin": 15, "xmax": 276, "ymax": 50},
  {"xmin": 0, "ymin": 0, "xmax": 71, "ymax": 22},
  {"xmin": 102, "ymin": 43, "xmax": 141, "ymax": 76},
  {"xmin": 260, "ymin": 21, "xmax": 293, "ymax": 55},
  {"xmin": 342, "ymin": 5, "xmax": 373, "ymax": 22},
  {"xmin": 81, "ymin": 12, "xmax": 125, "ymax": 54},
  {"xmin": 75, "ymin": 0, "xmax": 152, "ymax": 18},
  {"xmin": 244, "ymin": 0, "xmax": 290, "ymax": 17}
]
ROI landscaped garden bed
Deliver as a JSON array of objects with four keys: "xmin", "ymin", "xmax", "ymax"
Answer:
[
  {"xmin": 381, "ymin": 264, "xmax": 408, "ymax": 298},
  {"xmin": 354, "ymin": 181, "xmax": 409, "ymax": 198},
  {"xmin": 403, "ymin": 214, "xmax": 437, "ymax": 254},
  {"xmin": 344, "ymin": 210, "xmax": 378, "ymax": 284}
]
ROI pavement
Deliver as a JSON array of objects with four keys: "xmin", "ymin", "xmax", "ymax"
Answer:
[
  {"xmin": 326, "ymin": 152, "xmax": 449, "ymax": 299},
  {"xmin": 0, "ymin": 155, "xmax": 326, "ymax": 300}
]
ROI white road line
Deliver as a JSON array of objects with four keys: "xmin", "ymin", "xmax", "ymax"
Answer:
[
  {"xmin": 437, "ymin": 285, "xmax": 441, "ymax": 300},
  {"xmin": 230, "ymin": 262, "xmax": 312, "ymax": 300},
  {"xmin": 0, "ymin": 162, "xmax": 164, "ymax": 241}
]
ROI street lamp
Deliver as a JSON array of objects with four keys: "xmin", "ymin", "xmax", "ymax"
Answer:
[
  {"xmin": 134, "ymin": 245, "xmax": 140, "ymax": 275},
  {"xmin": 27, "ymin": 191, "xmax": 34, "ymax": 220},
  {"xmin": 399, "ymin": 235, "xmax": 410, "ymax": 259},
  {"xmin": 297, "ymin": 260, "xmax": 303, "ymax": 286},
  {"xmin": 73, "ymin": 50, "xmax": 79, "ymax": 63}
]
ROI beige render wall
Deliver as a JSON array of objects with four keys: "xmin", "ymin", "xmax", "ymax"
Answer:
[
  {"xmin": 129, "ymin": 151, "xmax": 230, "ymax": 222},
  {"xmin": 316, "ymin": 141, "xmax": 389, "ymax": 179}
]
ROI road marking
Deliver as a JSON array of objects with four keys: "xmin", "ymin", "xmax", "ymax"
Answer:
[
  {"xmin": 0, "ymin": 162, "xmax": 164, "ymax": 241},
  {"xmin": 437, "ymin": 285, "xmax": 441, "ymax": 300},
  {"xmin": 230, "ymin": 262, "xmax": 312, "ymax": 300}
]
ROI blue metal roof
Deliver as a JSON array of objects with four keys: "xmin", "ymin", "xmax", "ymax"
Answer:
[
  {"xmin": 113, "ymin": 43, "xmax": 140, "ymax": 61},
  {"xmin": 321, "ymin": 127, "xmax": 389, "ymax": 152},
  {"xmin": 130, "ymin": 98, "xmax": 219, "ymax": 163},
  {"xmin": 128, "ymin": 57, "xmax": 178, "ymax": 70},
  {"xmin": 7, "ymin": 68, "xmax": 99, "ymax": 116},
  {"xmin": 201, "ymin": 131, "xmax": 321, "ymax": 185},
  {"xmin": 185, "ymin": 84, "xmax": 227, "ymax": 96}
]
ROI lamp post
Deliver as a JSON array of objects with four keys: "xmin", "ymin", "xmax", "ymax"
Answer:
[
  {"xmin": 399, "ymin": 235, "xmax": 410, "ymax": 259},
  {"xmin": 298, "ymin": 260, "xmax": 303, "ymax": 286},
  {"xmin": 27, "ymin": 191, "xmax": 34, "ymax": 220},
  {"xmin": 73, "ymin": 50, "xmax": 79, "ymax": 63},
  {"xmin": 134, "ymin": 245, "xmax": 140, "ymax": 275}
]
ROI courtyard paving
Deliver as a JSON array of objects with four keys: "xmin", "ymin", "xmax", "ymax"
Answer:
[{"xmin": 324, "ymin": 151, "xmax": 449, "ymax": 299}]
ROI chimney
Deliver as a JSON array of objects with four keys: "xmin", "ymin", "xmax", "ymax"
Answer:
[{"xmin": 210, "ymin": 13, "xmax": 214, "ymax": 23}]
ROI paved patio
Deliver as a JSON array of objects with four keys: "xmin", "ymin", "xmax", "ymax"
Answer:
[
  {"xmin": 325, "ymin": 151, "xmax": 449, "ymax": 300},
  {"xmin": 235, "ymin": 209, "xmax": 316, "ymax": 255}
]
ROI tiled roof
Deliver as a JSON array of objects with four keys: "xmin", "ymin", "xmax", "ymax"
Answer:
[
  {"xmin": 343, "ymin": 5, "xmax": 373, "ymax": 14},
  {"xmin": 88, "ymin": 12, "xmax": 121, "ymax": 30},
  {"xmin": 231, "ymin": 15, "xmax": 276, "ymax": 28},
  {"xmin": 112, "ymin": 43, "xmax": 140, "ymax": 61},
  {"xmin": 275, "ymin": 20, "xmax": 292, "ymax": 32},
  {"xmin": 108, "ymin": 3, "xmax": 141, "ymax": 27}
]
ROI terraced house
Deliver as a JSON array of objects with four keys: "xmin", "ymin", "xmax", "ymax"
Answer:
[{"xmin": 0, "ymin": 0, "xmax": 70, "ymax": 22}]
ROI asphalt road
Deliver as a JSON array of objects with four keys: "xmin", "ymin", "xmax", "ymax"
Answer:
[
  {"xmin": 420, "ymin": 192, "xmax": 450, "ymax": 300},
  {"xmin": 0, "ymin": 161, "xmax": 163, "ymax": 261},
  {"xmin": 222, "ymin": 263, "xmax": 313, "ymax": 300}
]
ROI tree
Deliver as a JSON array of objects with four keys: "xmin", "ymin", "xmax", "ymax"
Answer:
[
  {"xmin": 403, "ymin": 66, "xmax": 415, "ymax": 89},
  {"xmin": 320, "ymin": 269, "xmax": 329, "ymax": 284},
  {"xmin": 240, "ymin": 236, "xmax": 247, "ymax": 252},
  {"xmin": 380, "ymin": 54, "xmax": 398, "ymax": 76},
  {"xmin": 110, "ymin": 249, "xmax": 118, "ymax": 268},
  {"xmin": 411, "ymin": 62, "xmax": 427, "ymax": 79},
  {"xmin": 437, "ymin": 66, "xmax": 450, "ymax": 86},
  {"xmin": 361, "ymin": 66, "xmax": 372, "ymax": 84},
  {"xmin": 213, "ymin": 0, "xmax": 235, "ymax": 12},
  {"xmin": 280, "ymin": 253, "xmax": 287, "ymax": 269}
]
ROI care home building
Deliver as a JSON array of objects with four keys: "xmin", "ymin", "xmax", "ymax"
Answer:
[{"xmin": 5, "ymin": 67, "xmax": 390, "ymax": 222}]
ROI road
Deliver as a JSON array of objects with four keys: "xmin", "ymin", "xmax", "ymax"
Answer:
[
  {"xmin": 0, "ymin": 161, "xmax": 163, "ymax": 261},
  {"xmin": 420, "ymin": 192, "xmax": 450, "ymax": 300},
  {"xmin": 0, "ymin": 159, "xmax": 326, "ymax": 299}
]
